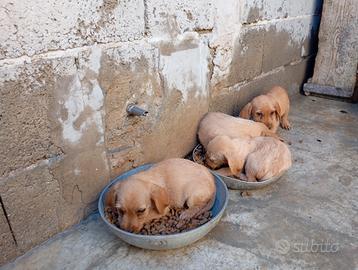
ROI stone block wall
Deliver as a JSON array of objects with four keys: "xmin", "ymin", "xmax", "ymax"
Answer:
[{"xmin": 0, "ymin": 0, "xmax": 322, "ymax": 265}]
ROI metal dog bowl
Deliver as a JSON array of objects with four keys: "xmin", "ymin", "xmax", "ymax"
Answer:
[
  {"xmin": 192, "ymin": 144, "xmax": 286, "ymax": 190},
  {"xmin": 98, "ymin": 164, "xmax": 228, "ymax": 250}
]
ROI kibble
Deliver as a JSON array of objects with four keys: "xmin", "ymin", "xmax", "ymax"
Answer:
[
  {"xmin": 105, "ymin": 207, "xmax": 212, "ymax": 235},
  {"xmin": 193, "ymin": 145, "xmax": 205, "ymax": 165}
]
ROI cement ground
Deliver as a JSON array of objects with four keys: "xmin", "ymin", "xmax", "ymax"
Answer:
[{"xmin": 2, "ymin": 93, "xmax": 357, "ymax": 270}]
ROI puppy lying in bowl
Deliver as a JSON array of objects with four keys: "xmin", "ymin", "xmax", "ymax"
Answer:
[
  {"xmin": 198, "ymin": 112, "xmax": 281, "ymax": 148},
  {"xmin": 205, "ymin": 135, "xmax": 292, "ymax": 182},
  {"xmin": 239, "ymin": 86, "xmax": 291, "ymax": 132},
  {"xmin": 105, "ymin": 158, "xmax": 216, "ymax": 233}
]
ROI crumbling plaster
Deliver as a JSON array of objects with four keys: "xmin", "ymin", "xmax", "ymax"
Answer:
[{"xmin": 0, "ymin": 0, "xmax": 322, "ymax": 265}]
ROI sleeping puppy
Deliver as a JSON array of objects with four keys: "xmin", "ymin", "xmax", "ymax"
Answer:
[
  {"xmin": 205, "ymin": 135, "xmax": 291, "ymax": 181},
  {"xmin": 239, "ymin": 86, "xmax": 291, "ymax": 132},
  {"xmin": 105, "ymin": 158, "xmax": 216, "ymax": 233},
  {"xmin": 198, "ymin": 112, "xmax": 281, "ymax": 148}
]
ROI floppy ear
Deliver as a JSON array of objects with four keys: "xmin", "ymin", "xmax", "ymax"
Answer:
[
  {"xmin": 151, "ymin": 185, "xmax": 169, "ymax": 214},
  {"xmin": 273, "ymin": 100, "xmax": 282, "ymax": 118},
  {"xmin": 239, "ymin": 102, "xmax": 252, "ymax": 119},
  {"xmin": 105, "ymin": 185, "xmax": 118, "ymax": 208},
  {"xmin": 226, "ymin": 152, "xmax": 244, "ymax": 178}
]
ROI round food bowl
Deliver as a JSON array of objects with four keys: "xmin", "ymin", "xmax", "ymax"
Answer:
[
  {"xmin": 98, "ymin": 164, "xmax": 228, "ymax": 250},
  {"xmin": 192, "ymin": 144, "xmax": 286, "ymax": 190}
]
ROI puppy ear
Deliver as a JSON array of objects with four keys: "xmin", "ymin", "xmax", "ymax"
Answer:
[
  {"xmin": 226, "ymin": 152, "xmax": 244, "ymax": 177},
  {"xmin": 151, "ymin": 185, "xmax": 169, "ymax": 214},
  {"xmin": 274, "ymin": 100, "xmax": 282, "ymax": 118},
  {"xmin": 105, "ymin": 185, "xmax": 118, "ymax": 208},
  {"xmin": 239, "ymin": 102, "xmax": 252, "ymax": 119}
]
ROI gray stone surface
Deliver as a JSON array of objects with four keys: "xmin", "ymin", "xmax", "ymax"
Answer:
[
  {"xmin": 0, "ymin": 0, "xmax": 145, "ymax": 59},
  {"xmin": 2, "ymin": 94, "xmax": 357, "ymax": 270},
  {"xmin": 210, "ymin": 56, "xmax": 315, "ymax": 115},
  {"xmin": 146, "ymin": 0, "xmax": 214, "ymax": 37},
  {"xmin": 0, "ymin": 203, "xmax": 18, "ymax": 266},
  {"xmin": 311, "ymin": 0, "xmax": 358, "ymax": 96},
  {"xmin": 261, "ymin": 16, "xmax": 320, "ymax": 73},
  {"xmin": 0, "ymin": 61, "xmax": 62, "ymax": 177},
  {"xmin": 227, "ymin": 26, "xmax": 265, "ymax": 84},
  {"xmin": 0, "ymin": 164, "xmax": 61, "ymax": 255},
  {"xmin": 240, "ymin": 0, "xmax": 323, "ymax": 24}
]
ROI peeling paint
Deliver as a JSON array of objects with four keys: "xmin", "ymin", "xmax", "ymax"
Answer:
[
  {"xmin": 146, "ymin": 0, "xmax": 214, "ymax": 38},
  {"xmin": 59, "ymin": 75, "xmax": 85, "ymax": 143},
  {"xmin": 59, "ymin": 77, "xmax": 104, "ymax": 144},
  {"xmin": 159, "ymin": 33, "xmax": 209, "ymax": 102},
  {"xmin": 73, "ymin": 168, "xmax": 81, "ymax": 176},
  {"xmin": 87, "ymin": 46, "xmax": 102, "ymax": 74},
  {"xmin": 273, "ymin": 19, "xmax": 308, "ymax": 45}
]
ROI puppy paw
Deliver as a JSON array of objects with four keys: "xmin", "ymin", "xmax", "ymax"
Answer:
[
  {"xmin": 281, "ymin": 121, "xmax": 291, "ymax": 130},
  {"xmin": 239, "ymin": 173, "xmax": 248, "ymax": 181}
]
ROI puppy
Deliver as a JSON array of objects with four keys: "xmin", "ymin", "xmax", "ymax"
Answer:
[
  {"xmin": 205, "ymin": 135, "xmax": 291, "ymax": 181},
  {"xmin": 239, "ymin": 86, "xmax": 291, "ymax": 132},
  {"xmin": 198, "ymin": 112, "xmax": 281, "ymax": 148},
  {"xmin": 105, "ymin": 158, "xmax": 216, "ymax": 232}
]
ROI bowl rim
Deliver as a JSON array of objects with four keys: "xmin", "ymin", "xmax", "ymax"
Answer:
[
  {"xmin": 192, "ymin": 144, "xmax": 287, "ymax": 184},
  {"xmin": 98, "ymin": 163, "xmax": 229, "ymax": 239}
]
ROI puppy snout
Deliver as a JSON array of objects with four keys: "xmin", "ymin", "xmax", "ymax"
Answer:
[
  {"xmin": 120, "ymin": 222, "xmax": 130, "ymax": 232},
  {"xmin": 120, "ymin": 219, "xmax": 132, "ymax": 232},
  {"xmin": 127, "ymin": 227, "xmax": 138, "ymax": 233},
  {"xmin": 266, "ymin": 120, "xmax": 276, "ymax": 130},
  {"xmin": 131, "ymin": 224, "xmax": 142, "ymax": 233},
  {"xmin": 121, "ymin": 223, "xmax": 141, "ymax": 233}
]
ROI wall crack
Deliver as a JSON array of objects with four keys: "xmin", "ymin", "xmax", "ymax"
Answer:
[
  {"xmin": 208, "ymin": 45, "xmax": 217, "ymax": 82},
  {"xmin": 143, "ymin": 0, "xmax": 150, "ymax": 37},
  {"xmin": 193, "ymin": 27, "xmax": 213, "ymax": 35},
  {"xmin": 0, "ymin": 195, "xmax": 17, "ymax": 246}
]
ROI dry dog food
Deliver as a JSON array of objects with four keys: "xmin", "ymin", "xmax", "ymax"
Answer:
[
  {"xmin": 193, "ymin": 144, "xmax": 205, "ymax": 165},
  {"xmin": 105, "ymin": 207, "xmax": 212, "ymax": 235},
  {"xmin": 105, "ymin": 207, "xmax": 121, "ymax": 227}
]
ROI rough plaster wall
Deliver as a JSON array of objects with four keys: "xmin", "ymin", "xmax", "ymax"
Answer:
[
  {"xmin": 0, "ymin": 0, "xmax": 322, "ymax": 265},
  {"xmin": 0, "ymin": 0, "xmax": 145, "ymax": 59}
]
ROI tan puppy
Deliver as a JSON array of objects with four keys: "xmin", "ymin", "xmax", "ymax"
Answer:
[
  {"xmin": 239, "ymin": 86, "xmax": 291, "ymax": 132},
  {"xmin": 205, "ymin": 135, "xmax": 291, "ymax": 181},
  {"xmin": 105, "ymin": 158, "xmax": 216, "ymax": 233},
  {"xmin": 198, "ymin": 112, "xmax": 281, "ymax": 148}
]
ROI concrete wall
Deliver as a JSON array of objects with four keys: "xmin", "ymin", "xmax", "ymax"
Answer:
[{"xmin": 0, "ymin": 0, "xmax": 322, "ymax": 265}]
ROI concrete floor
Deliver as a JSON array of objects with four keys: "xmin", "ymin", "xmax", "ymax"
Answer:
[{"xmin": 2, "ymin": 94, "xmax": 358, "ymax": 270}]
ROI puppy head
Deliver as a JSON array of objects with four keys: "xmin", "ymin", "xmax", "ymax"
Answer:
[
  {"xmin": 205, "ymin": 136, "xmax": 233, "ymax": 169},
  {"xmin": 105, "ymin": 178, "xmax": 169, "ymax": 233},
  {"xmin": 205, "ymin": 136, "xmax": 249, "ymax": 177},
  {"xmin": 240, "ymin": 95, "xmax": 281, "ymax": 132}
]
